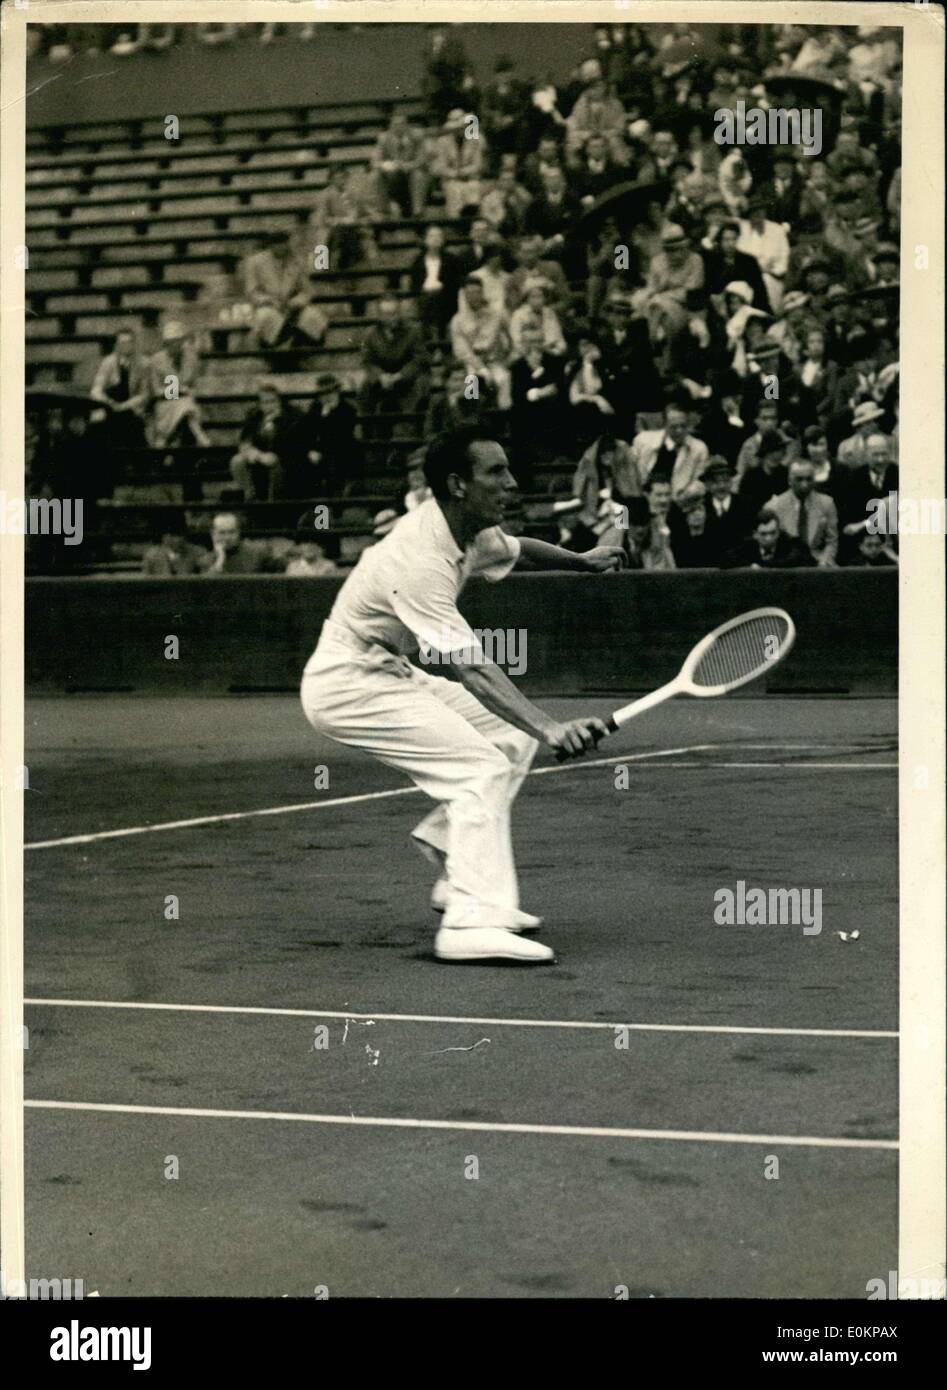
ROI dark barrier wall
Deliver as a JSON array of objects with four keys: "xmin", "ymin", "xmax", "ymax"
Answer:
[{"xmin": 26, "ymin": 571, "xmax": 897, "ymax": 696}]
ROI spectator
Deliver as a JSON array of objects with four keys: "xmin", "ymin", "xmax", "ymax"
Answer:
[
  {"xmin": 433, "ymin": 109, "xmax": 486, "ymax": 220},
  {"xmin": 700, "ymin": 455, "xmax": 756, "ymax": 563},
  {"xmin": 407, "ymin": 224, "xmax": 463, "ymax": 338},
  {"xmin": 509, "ymin": 326, "xmax": 564, "ymax": 469},
  {"xmin": 636, "ymin": 475, "xmax": 682, "ymax": 570},
  {"xmin": 470, "ymin": 242, "xmax": 513, "ymax": 315},
  {"xmin": 573, "ymin": 133, "xmax": 625, "ymax": 203},
  {"xmin": 456, "ymin": 215, "xmax": 498, "ymax": 278},
  {"xmin": 757, "ymin": 149, "xmax": 805, "ymax": 229},
  {"xmin": 847, "ymin": 530, "xmax": 898, "ymax": 567},
  {"xmin": 567, "ymin": 433, "xmax": 640, "ymax": 551},
  {"xmin": 199, "ymin": 512, "xmax": 274, "ymax": 574},
  {"xmin": 481, "ymin": 57, "xmax": 530, "ymax": 165},
  {"xmin": 726, "ymin": 507, "xmax": 814, "ymax": 569},
  {"xmin": 567, "ymin": 331, "xmax": 616, "ymax": 444},
  {"xmin": 594, "ymin": 294, "xmax": 662, "ymax": 436},
  {"xmin": 479, "ymin": 167, "xmax": 533, "ymax": 239},
  {"xmin": 358, "ymin": 295, "xmax": 425, "ymax": 434},
  {"xmin": 738, "ymin": 197, "xmax": 791, "ymax": 312},
  {"xmin": 284, "ymin": 523, "xmax": 341, "ymax": 577},
  {"xmin": 141, "ymin": 514, "xmax": 204, "ymax": 576},
  {"xmin": 735, "ymin": 400, "xmax": 784, "ymax": 478},
  {"xmin": 635, "ymin": 224, "xmax": 706, "ymax": 321},
  {"xmin": 373, "ymin": 109, "xmax": 427, "ymax": 218},
  {"xmin": 786, "ymin": 326, "xmax": 840, "ymax": 427},
  {"xmin": 509, "ymin": 281, "xmax": 566, "ymax": 357},
  {"xmin": 241, "ymin": 229, "xmax": 328, "ymax": 349},
  {"xmin": 229, "ymin": 383, "xmax": 302, "ymax": 501},
  {"xmin": 423, "ymin": 363, "xmax": 485, "ymax": 435},
  {"xmin": 300, "ymin": 372, "xmax": 360, "ymax": 496},
  {"xmin": 522, "ymin": 134, "xmax": 566, "ymax": 197},
  {"xmin": 837, "ymin": 400, "xmax": 889, "ymax": 469},
  {"xmin": 803, "ymin": 425, "xmax": 847, "ymax": 508},
  {"xmin": 565, "ymin": 77, "xmax": 630, "ymax": 167},
  {"xmin": 839, "ymin": 433, "xmax": 898, "ymax": 559},
  {"xmin": 147, "ymin": 322, "xmax": 210, "ymax": 448},
  {"xmin": 702, "ymin": 219, "xmax": 770, "ymax": 311},
  {"xmin": 506, "ymin": 233, "xmax": 570, "ymax": 311},
  {"xmin": 738, "ymin": 427, "xmax": 789, "ymax": 513},
  {"xmin": 449, "ymin": 278, "xmax": 513, "ymax": 410},
  {"xmin": 672, "ymin": 482, "xmax": 716, "ymax": 567},
  {"xmin": 769, "ymin": 458, "xmax": 839, "ymax": 566},
  {"xmin": 524, "ymin": 165, "xmax": 580, "ymax": 263},
  {"xmin": 90, "ymin": 328, "xmax": 149, "ymax": 447},
  {"xmin": 309, "ymin": 166, "xmax": 379, "ymax": 272},
  {"xmin": 629, "ymin": 400, "xmax": 710, "ymax": 501}
]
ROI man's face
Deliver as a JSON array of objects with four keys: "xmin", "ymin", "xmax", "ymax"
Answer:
[
  {"xmin": 545, "ymin": 168, "xmax": 565, "ymax": 195},
  {"xmin": 377, "ymin": 298, "xmax": 399, "ymax": 326},
  {"xmin": 587, "ymin": 137, "xmax": 607, "ymax": 163},
  {"xmin": 789, "ymin": 463, "xmax": 815, "ymax": 499},
  {"xmin": 774, "ymin": 158, "xmax": 794, "ymax": 182},
  {"xmin": 665, "ymin": 409, "xmax": 688, "ymax": 446},
  {"xmin": 749, "ymin": 207, "xmax": 765, "ymax": 230},
  {"xmin": 212, "ymin": 516, "xmax": 241, "ymax": 552},
  {"xmin": 498, "ymin": 169, "xmax": 516, "ymax": 192},
  {"xmin": 116, "ymin": 333, "xmax": 134, "ymax": 359},
  {"xmin": 720, "ymin": 227, "xmax": 738, "ymax": 255},
  {"xmin": 647, "ymin": 482, "xmax": 672, "ymax": 516},
  {"xmin": 653, "ymin": 132, "xmax": 675, "ymax": 160},
  {"xmin": 757, "ymin": 407, "xmax": 778, "ymax": 434},
  {"xmin": 707, "ymin": 471, "xmax": 732, "ymax": 500},
  {"xmin": 471, "ymin": 218, "xmax": 490, "ymax": 246},
  {"xmin": 539, "ymin": 139, "xmax": 558, "ymax": 163},
  {"xmin": 867, "ymin": 438, "xmax": 889, "ymax": 470},
  {"xmin": 807, "ymin": 436, "xmax": 828, "ymax": 465},
  {"xmin": 755, "ymin": 518, "xmax": 780, "ymax": 550},
  {"xmin": 424, "ymin": 227, "xmax": 445, "ymax": 253},
  {"xmin": 465, "ymin": 282, "xmax": 485, "ymax": 311},
  {"xmin": 517, "ymin": 237, "xmax": 538, "ymax": 266},
  {"xmin": 860, "ymin": 532, "xmax": 884, "ymax": 560},
  {"xmin": 684, "ymin": 503, "xmax": 706, "ymax": 536},
  {"xmin": 607, "ymin": 305, "xmax": 630, "ymax": 331},
  {"xmin": 460, "ymin": 440, "xmax": 518, "ymax": 529}
]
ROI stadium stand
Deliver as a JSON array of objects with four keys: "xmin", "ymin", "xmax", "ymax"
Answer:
[{"xmin": 24, "ymin": 22, "xmax": 901, "ymax": 577}]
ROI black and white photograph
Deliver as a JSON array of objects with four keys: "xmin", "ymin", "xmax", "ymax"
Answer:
[{"xmin": 0, "ymin": 0, "xmax": 943, "ymax": 1354}]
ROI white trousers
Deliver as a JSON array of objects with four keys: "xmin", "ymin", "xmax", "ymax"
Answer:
[{"xmin": 301, "ymin": 639, "xmax": 537, "ymax": 928}]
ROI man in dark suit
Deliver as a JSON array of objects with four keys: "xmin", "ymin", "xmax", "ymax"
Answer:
[
  {"xmin": 594, "ymin": 296, "xmax": 663, "ymax": 437},
  {"xmin": 573, "ymin": 134, "xmax": 624, "ymax": 204},
  {"xmin": 738, "ymin": 428, "xmax": 789, "ymax": 514},
  {"xmin": 524, "ymin": 164, "xmax": 582, "ymax": 276},
  {"xmin": 407, "ymin": 224, "xmax": 463, "ymax": 338},
  {"xmin": 455, "ymin": 215, "xmax": 497, "ymax": 280},
  {"xmin": 725, "ymin": 508, "xmax": 815, "ymax": 569},
  {"xmin": 700, "ymin": 456, "xmax": 756, "ymax": 565},
  {"xmin": 839, "ymin": 433, "xmax": 899, "ymax": 562}
]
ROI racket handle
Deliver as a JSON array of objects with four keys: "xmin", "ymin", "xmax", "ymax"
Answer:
[{"xmin": 554, "ymin": 715, "xmax": 618, "ymax": 763}]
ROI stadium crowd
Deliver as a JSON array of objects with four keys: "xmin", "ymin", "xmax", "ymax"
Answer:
[{"xmin": 26, "ymin": 21, "xmax": 901, "ymax": 574}]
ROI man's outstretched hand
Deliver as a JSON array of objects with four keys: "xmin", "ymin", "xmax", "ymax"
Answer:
[{"xmin": 582, "ymin": 546, "xmax": 626, "ymax": 573}]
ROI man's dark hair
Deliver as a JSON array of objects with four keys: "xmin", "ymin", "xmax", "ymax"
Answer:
[
  {"xmin": 423, "ymin": 426, "xmax": 493, "ymax": 501},
  {"xmin": 758, "ymin": 429, "xmax": 785, "ymax": 459},
  {"xmin": 756, "ymin": 507, "xmax": 779, "ymax": 529},
  {"xmin": 803, "ymin": 424, "xmax": 827, "ymax": 446}
]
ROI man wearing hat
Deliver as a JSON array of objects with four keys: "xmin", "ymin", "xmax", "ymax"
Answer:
[
  {"xmin": 146, "ymin": 320, "xmax": 210, "ymax": 449},
  {"xmin": 300, "ymin": 372, "xmax": 359, "ymax": 495},
  {"xmin": 737, "ymin": 196, "xmax": 790, "ymax": 312},
  {"xmin": 700, "ymin": 455, "xmax": 755, "ymax": 565},
  {"xmin": 636, "ymin": 223, "xmax": 705, "ymax": 313},
  {"xmin": 837, "ymin": 400, "xmax": 889, "ymax": 469},
  {"xmin": 737, "ymin": 428, "xmax": 789, "ymax": 515},
  {"xmin": 241, "ymin": 229, "xmax": 329, "ymax": 349},
  {"xmin": 433, "ymin": 109, "xmax": 486, "ymax": 220}
]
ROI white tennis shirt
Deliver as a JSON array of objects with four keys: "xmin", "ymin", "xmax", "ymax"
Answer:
[{"xmin": 307, "ymin": 497, "xmax": 520, "ymax": 665}]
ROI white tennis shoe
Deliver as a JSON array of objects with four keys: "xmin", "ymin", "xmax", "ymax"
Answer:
[
  {"xmin": 429, "ymin": 876, "xmax": 543, "ymax": 932},
  {"xmin": 434, "ymin": 925, "xmax": 555, "ymax": 964}
]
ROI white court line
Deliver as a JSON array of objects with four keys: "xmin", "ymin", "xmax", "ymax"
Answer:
[
  {"xmin": 24, "ymin": 998, "xmax": 897, "ymax": 1040},
  {"xmin": 23, "ymin": 1099, "xmax": 898, "ymax": 1151},
  {"xmin": 24, "ymin": 742, "xmax": 894, "ymax": 851}
]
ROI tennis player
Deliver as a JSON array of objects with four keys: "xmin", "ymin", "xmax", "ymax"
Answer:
[{"xmin": 300, "ymin": 426, "xmax": 624, "ymax": 964}]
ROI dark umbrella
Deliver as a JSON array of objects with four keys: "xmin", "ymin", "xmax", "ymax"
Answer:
[
  {"xmin": 26, "ymin": 387, "xmax": 108, "ymax": 414},
  {"xmin": 579, "ymin": 179, "xmax": 670, "ymax": 236}
]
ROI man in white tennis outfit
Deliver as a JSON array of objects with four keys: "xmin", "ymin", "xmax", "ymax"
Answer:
[{"xmin": 300, "ymin": 426, "xmax": 623, "ymax": 964}]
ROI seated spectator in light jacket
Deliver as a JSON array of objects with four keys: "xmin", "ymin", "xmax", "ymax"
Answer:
[
  {"xmin": 433, "ymin": 109, "xmax": 487, "ymax": 220},
  {"xmin": 565, "ymin": 78, "xmax": 629, "ymax": 168},
  {"xmin": 629, "ymin": 401, "xmax": 709, "ymax": 501},
  {"xmin": 449, "ymin": 278, "xmax": 513, "ymax": 410},
  {"xmin": 372, "ymin": 109, "xmax": 426, "ymax": 218},
  {"xmin": 241, "ymin": 229, "xmax": 328, "ymax": 348},
  {"xmin": 509, "ymin": 281, "xmax": 566, "ymax": 357},
  {"xmin": 768, "ymin": 459, "xmax": 839, "ymax": 567},
  {"xmin": 479, "ymin": 167, "xmax": 533, "ymax": 240},
  {"xmin": 91, "ymin": 328, "xmax": 149, "ymax": 447},
  {"xmin": 146, "ymin": 321, "xmax": 210, "ymax": 448}
]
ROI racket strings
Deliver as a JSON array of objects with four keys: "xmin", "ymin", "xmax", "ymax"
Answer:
[{"xmin": 693, "ymin": 614, "xmax": 790, "ymax": 689}]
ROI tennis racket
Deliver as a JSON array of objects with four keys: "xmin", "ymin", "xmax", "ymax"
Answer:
[{"xmin": 557, "ymin": 607, "xmax": 796, "ymax": 760}]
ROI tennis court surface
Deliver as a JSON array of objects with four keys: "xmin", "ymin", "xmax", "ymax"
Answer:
[{"xmin": 24, "ymin": 693, "xmax": 897, "ymax": 1297}]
